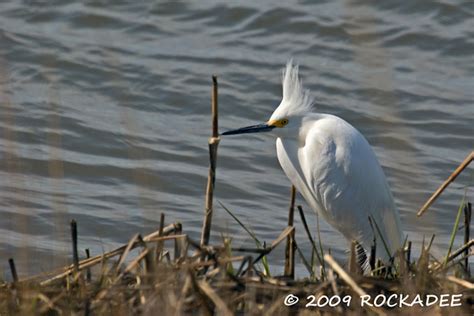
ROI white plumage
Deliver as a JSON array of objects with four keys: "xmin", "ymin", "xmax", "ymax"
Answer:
[{"xmin": 223, "ymin": 60, "xmax": 404, "ymax": 263}]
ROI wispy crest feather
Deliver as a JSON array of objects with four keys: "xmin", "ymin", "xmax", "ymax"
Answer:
[{"xmin": 281, "ymin": 60, "xmax": 315, "ymax": 115}]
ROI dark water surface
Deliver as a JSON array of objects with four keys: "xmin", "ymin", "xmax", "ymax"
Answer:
[{"xmin": 0, "ymin": 0, "xmax": 472, "ymax": 277}]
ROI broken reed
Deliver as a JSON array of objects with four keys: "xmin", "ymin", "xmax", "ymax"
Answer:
[
  {"xmin": 200, "ymin": 75, "xmax": 219, "ymax": 248},
  {"xmin": 417, "ymin": 151, "xmax": 473, "ymax": 217}
]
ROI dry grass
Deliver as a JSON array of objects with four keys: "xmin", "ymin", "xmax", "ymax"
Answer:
[{"xmin": 0, "ymin": 213, "xmax": 472, "ymax": 316}]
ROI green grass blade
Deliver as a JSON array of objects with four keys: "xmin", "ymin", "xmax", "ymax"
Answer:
[
  {"xmin": 297, "ymin": 206, "xmax": 325, "ymax": 279},
  {"xmin": 218, "ymin": 201, "xmax": 261, "ymax": 247},
  {"xmin": 368, "ymin": 215, "xmax": 391, "ymax": 259},
  {"xmin": 294, "ymin": 240, "xmax": 313, "ymax": 275},
  {"xmin": 315, "ymin": 213, "xmax": 326, "ymax": 278},
  {"xmin": 218, "ymin": 200, "xmax": 271, "ymax": 276},
  {"xmin": 444, "ymin": 196, "xmax": 466, "ymax": 267}
]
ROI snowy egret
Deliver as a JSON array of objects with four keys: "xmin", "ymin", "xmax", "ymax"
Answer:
[{"xmin": 222, "ymin": 61, "xmax": 403, "ymax": 263}]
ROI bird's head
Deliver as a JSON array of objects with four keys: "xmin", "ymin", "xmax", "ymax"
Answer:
[{"xmin": 222, "ymin": 60, "xmax": 314, "ymax": 137}]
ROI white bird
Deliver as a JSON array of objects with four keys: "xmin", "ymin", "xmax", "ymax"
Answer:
[{"xmin": 222, "ymin": 61, "xmax": 403, "ymax": 264}]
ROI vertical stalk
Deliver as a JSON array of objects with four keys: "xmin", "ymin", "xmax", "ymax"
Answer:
[
  {"xmin": 464, "ymin": 202, "xmax": 471, "ymax": 275},
  {"xmin": 369, "ymin": 240, "xmax": 376, "ymax": 272},
  {"xmin": 71, "ymin": 220, "xmax": 79, "ymax": 272},
  {"xmin": 445, "ymin": 199, "xmax": 465, "ymax": 267},
  {"xmin": 85, "ymin": 249, "xmax": 91, "ymax": 282},
  {"xmin": 284, "ymin": 186, "xmax": 296, "ymax": 278},
  {"xmin": 174, "ymin": 222, "xmax": 184, "ymax": 261},
  {"xmin": 156, "ymin": 213, "xmax": 165, "ymax": 261},
  {"xmin": 8, "ymin": 258, "xmax": 18, "ymax": 283},
  {"xmin": 201, "ymin": 76, "xmax": 220, "ymax": 247},
  {"xmin": 406, "ymin": 241, "xmax": 412, "ymax": 270}
]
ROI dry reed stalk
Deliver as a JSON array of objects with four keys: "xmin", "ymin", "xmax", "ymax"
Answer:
[
  {"xmin": 369, "ymin": 237, "xmax": 377, "ymax": 271},
  {"xmin": 71, "ymin": 220, "xmax": 79, "ymax": 272},
  {"xmin": 198, "ymin": 281, "xmax": 233, "ymax": 316},
  {"xmin": 8, "ymin": 258, "xmax": 18, "ymax": 283},
  {"xmin": 327, "ymin": 268, "xmax": 344, "ymax": 314},
  {"xmin": 146, "ymin": 234, "xmax": 187, "ymax": 243},
  {"xmin": 188, "ymin": 270, "xmax": 213, "ymax": 316},
  {"xmin": 143, "ymin": 222, "xmax": 182, "ymax": 241},
  {"xmin": 121, "ymin": 248, "xmax": 150, "ymax": 277},
  {"xmin": 446, "ymin": 276, "xmax": 474, "ymax": 289},
  {"xmin": 85, "ymin": 249, "xmax": 91, "ymax": 282},
  {"xmin": 115, "ymin": 233, "xmax": 140, "ymax": 273},
  {"xmin": 253, "ymin": 226, "xmax": 295, "ymax": 265},
  {"xmin": 237, "ymin": 227, "xmax": 296, "ymax": 276},
  {"xmin": 324, "ymin": 254, "xmax": 387, "ymax": 316},
  {"xmin": 284, "ymin": 185, "xmax": 296, "ymax": 278},
  {"xmin": 201, "ymin": 76, "xmax": 220, "ymax": 247},
  {"xmin": 92, "ymin": 248, "xmax": 151, "ymax": 306},
  {"xmin": 406, "ymin": 241, "xmax": 412, "ymax": 266},
  {"xmin": 397, "ymin": 249, "xmax": 408, "ymax": 277},
  {"xmin": 37, "ymin": 293, "xmax": 61, "ymax": 314},
  {"xmin": 38, "ymin": 226, "xmax": 182, "ymax": 285},
  {"xmin": 446, "ymin": 238, "xmax": 473, "ymax": 263},
  {"xmin": 433, "ymin": 239, "xmax": 474, "ymax": 271},
  {"xmin": 438, "ymin": 254, "xmax": 472, "ymax": 275},
  {"xmin": 174, "ymin": 222, "xmax": 184, "ymax": 260},
  {"xmin": 175, "ymin": 274, "xmax": 192, "ymax": 316},
  {"xmin": 156, "ymin": 213, "xmax": 165, "ymax": 261},
  {"xmin": 417, "ymin": 151, "xmax": 473, "ymax": 217},
  {"xmin": 324, "ymin": 255, "xmax": 366, "ymax": 297},
  {"xmin": 140, "ymin": 236, "xmax": 153, "ymax": 275},
  {"xmin": 464, "ymin": 202, "xmax": 471, "ymax": 275}
]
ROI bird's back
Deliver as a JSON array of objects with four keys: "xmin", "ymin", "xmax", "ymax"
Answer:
[{"xmin": 276, "ymin": 113, "xmax": 403, "ymax": 261}]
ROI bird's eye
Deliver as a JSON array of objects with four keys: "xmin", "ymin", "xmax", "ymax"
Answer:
[{"xmin": 280, "ymin": 119, "xmax": 289, "ymax": 126}]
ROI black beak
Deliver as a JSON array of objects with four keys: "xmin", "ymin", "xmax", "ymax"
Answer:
[{"xmin": 221, "ymin": 123, "xmax": 275, "ymax": 136}]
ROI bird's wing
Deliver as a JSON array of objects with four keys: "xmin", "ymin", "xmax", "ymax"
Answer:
[
  {"xmin": 303, "ymin": 118, "xmax": 403, "ymax": 259},
  {"xmin": 276, "ymin": 137, "xmax": 327, "ymax": 219},
  {"xmin": 278, "ymin": 117, "xmax": 403, "ymax": 260}
]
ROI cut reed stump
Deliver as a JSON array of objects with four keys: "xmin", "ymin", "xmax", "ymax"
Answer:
[
  {"xmin": 201, "ymin": 75, "xmax": 220, "ymax": 247},
  {"xmin": 8, "ymin": 258, "xmax": 18, "ymax": 284},
  {"xmin": 70, "ymin": 219, "xmax": 79, "ymax": 272},
  {"xmin": 406, "ymin": 241, "xmax": 412, "ymax": 269},
  {"xmin": 84, "ymin": 249, "xmax": 91, "ymax": 282}
]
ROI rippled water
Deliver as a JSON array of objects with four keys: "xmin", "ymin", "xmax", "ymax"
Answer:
[{"xmin": 0, "ymin": 0, "xmax": 473, "ymax": 277}]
